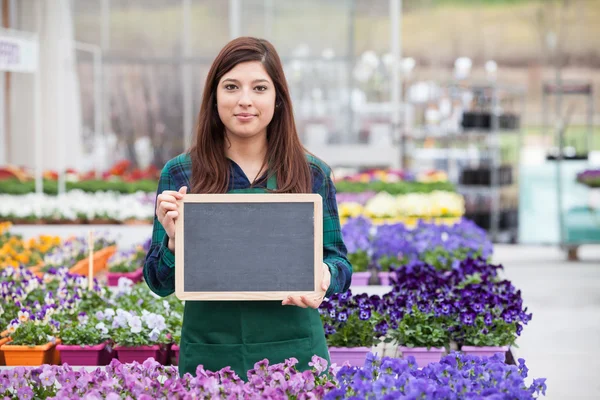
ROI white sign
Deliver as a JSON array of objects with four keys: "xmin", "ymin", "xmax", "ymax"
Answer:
[{"xmin": 0, "ymin": 29, "xmax": 38, "ymax": 73}]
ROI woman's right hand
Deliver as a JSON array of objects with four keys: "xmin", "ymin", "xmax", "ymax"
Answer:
[{"xmin": 156, "ymin": 186, "xmax": 187, "ymax": 251}]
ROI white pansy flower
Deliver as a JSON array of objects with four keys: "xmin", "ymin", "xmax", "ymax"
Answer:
[
  {"xmin": 103, "ymin": 308, "xmax": 116, "ymax": 320},
  {"xmin": 128, "ymin": 316, "xmax": 143, "ymax": 334},
  {"xmin": 148, "ymin": 328, "xmax": 160, "ymax": 342},
  {"xmin": 117, "ymin": 277, "xmax": 133, "ymax": 295},
  {"xmin": 95, "ymin": 322, "xmax": 108, "ymax": 335},
  {"xmin": 145, "ymin": 314, "xmax": 166, "ymax": 331},
  {"xmin": 18, "ymin": 310, "xmax": 29, "ymax": 323}
]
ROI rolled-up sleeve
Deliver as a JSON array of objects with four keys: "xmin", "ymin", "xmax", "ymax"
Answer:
[
  {"xmin": 314, "ymin": 164, "xmax": 353, "ymax": 298},
  {"xmin": 143, "ymin": 164, "xmax": 177, "ymax": 297}
]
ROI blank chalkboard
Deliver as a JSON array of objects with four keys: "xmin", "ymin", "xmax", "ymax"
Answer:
[{"xmin": 174, "ymin": 194, "xmax": 323, "ymax": 300}]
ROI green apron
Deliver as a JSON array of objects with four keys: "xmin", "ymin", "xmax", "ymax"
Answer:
[{"xmin": 178, "ymin": 173, "xmax": 330, "ymax": 380}]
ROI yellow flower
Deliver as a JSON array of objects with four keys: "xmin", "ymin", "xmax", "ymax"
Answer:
[{"xmin": 338, "ymin": 202, "xmax": 364, "ymax": 218}]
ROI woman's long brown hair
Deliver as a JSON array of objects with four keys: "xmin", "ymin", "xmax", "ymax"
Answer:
[{"xmin": 189, "ymin": 37, "xmax": 312, "ymax": 194}]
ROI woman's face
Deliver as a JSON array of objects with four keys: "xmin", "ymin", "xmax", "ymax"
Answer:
[{"xmin": 216, "ymin": 61, "xmax": 276, "ymax": 141}]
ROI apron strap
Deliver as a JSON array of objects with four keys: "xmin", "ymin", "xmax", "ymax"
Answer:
[{"xmin": 266, "ymin": 171, "xmax": 277, "ymax": 190}]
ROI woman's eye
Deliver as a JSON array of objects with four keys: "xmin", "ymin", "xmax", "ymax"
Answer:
[
  {"xmin": 255, "ymin": 86, "xmax": 267, "ymax": 92},
  {"xmin": 225, "ymin": 84, "xmax": 237, "ymax": 90}
]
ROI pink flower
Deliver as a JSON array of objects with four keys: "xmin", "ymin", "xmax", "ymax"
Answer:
[
  {"xmin": 308, "ymin": 355, "xmax": 328, "ymax": 375},
  {"xmin": 269, "ymin": 372, "xmax": 287, "ymax": 390},
  {"xmin": 302, "ymin": 370, "xmax": 316, "ymax": 391}
]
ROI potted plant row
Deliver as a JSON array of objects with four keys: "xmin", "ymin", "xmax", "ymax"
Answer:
[
  {"xmin": 0, "ymin": 321, "xmax": 61, "ymax": 366},
  {"xmin": 320, "ymin": 291, "xmax": 387, "ymax": 367}
]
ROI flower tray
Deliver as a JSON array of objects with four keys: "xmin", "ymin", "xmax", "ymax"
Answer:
[{"xmin": 69, "ymin": 245, "xmax": 117, "ymax": 277}]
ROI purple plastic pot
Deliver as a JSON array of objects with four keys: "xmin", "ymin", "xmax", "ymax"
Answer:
[
  {"xmin": 377, "ymin": 271, "xmax": 392, "ymax": 286},
  {"xmin": 351, "ymin": 272, "xmax": 371, "ymax": 286},
  {"xmin": 328, "ymin": 346, "xmax": 371, "ymax": 367},
  {"xmin": 399, "ymin": 346, "xmax": 446, "ymax": 368},
  {"xmin": 461, "ymin": 345, "xmax": 509, "ymax": 359}
]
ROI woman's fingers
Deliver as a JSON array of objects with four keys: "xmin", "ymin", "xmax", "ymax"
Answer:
[
  {"xmin": 282, "ymin": 296, "xmax": 307, "ymax": 308},
  {"xmin": 301, "ymin": 294, "xmax": 323, "ymax": 309},
  {"xmin": 157, "ymin": 193, "xmax": 179, "ymax": 204},
  {"xmin": 160, "ymin": 202, "xmax": 178, "ymax": 212},
  {"xmin": 321, "ymin": 263, "xmax": 331, "ymax": 292},
  {"xmin": 157, "ymin": 187, "xmax": 186, "ymax": 230},
  {"xmin": 282, "ymin": 294, "xmax": 323, "ymax": 309},
  {"xmin": 156, "ymin": 186, "xmax": 187, "ymax": 239}
]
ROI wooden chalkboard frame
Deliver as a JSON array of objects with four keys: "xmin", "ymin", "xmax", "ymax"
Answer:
[{"xmin": 174, "ymin": 193, "xmax": 323, "ymax": 301}]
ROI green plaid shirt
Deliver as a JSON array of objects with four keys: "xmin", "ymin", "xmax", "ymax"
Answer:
[{"xmin": 143, "ymin": 153, "xmax": 352, "ymax": 298}]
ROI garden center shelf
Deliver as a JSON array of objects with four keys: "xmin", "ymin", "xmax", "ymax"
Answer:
[
  {"xmin": 540, "ymin": 80, "xmax": 599, "ymax": 259},
  {"xmin": 404, "ymin": 80, "xmax": 526, "ymax": 243}
]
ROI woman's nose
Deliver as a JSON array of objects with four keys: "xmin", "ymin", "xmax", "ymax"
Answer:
[{"xmin": 238, "ymin": 89, "xmax": 252, "ymax": 107}]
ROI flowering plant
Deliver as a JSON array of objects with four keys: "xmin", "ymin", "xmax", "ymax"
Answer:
[
  {"xmin": 107, "ymin": 250, "xmax": 138, "ymax": 273},
  {"xmin": 107, "ymin": 239, "xmax": 149, "ymax": 273},
  {"xmin": 5, "ymin": 320, "xmax": 57, "ymax": 346},
  {"xmin": 576, "ymin": 168, "xmax": 600, "ymax": 188},
  {"xmin": 341, "ymin": 217, "xmax": 372, "ymax": 273},
  {"xmin": 328, "ymin": 352, "xmax": 547, "ymax": 399},
  {"xmin": 388, "ymin": 306, "xmax": 451, "ymax": 349},
  {"xmin": 0, "ymin": 353, "xmax": 546, "ymax": 399},
  {"xmin": 455, "ymin": 315, "xmax": 517, "ymax": 347},
  {"xmin": 0, "ymin": 232, "xmax": 60, "ymax": 268},
  {"xmin": 346, "ymin": 218, "xmax": 492, "ymax": 272},
  {"xmin": 110, "ymin": 309, "xmax": 171, "ymax": 347},
  {"xmin": 42, "ymin": 232, "xmax": 116, "ymax": 270},
  {"xmin": 0, "ymin": 355, "xmax": 338, "ymax": 399},
  {"xmin": 319, "ymin": 291, "xmax": 386, "ymax": 348},
  {"xmin": 58, "ymin": 314, "xmax": 108, "ymax": 346},
  {"xmin": 376, "ymin": 258, "xmax": 532, "ymax": 349},
  {"xmin": 0, "ymin": 190, "xmax": 155, "ymax": 223}
]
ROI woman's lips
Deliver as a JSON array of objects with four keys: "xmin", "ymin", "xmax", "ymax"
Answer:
[{"xmin": 235, "ymin": 114, "xmax": 256, "ymax": 122}]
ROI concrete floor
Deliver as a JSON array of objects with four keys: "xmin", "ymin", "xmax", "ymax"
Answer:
[
  {"xmin": 8, "ymin": 225, "xmax": 600, "ymax": 398},
  {"xmin": 493, "ymin": 244, "xmax": 600, "ymax": 400}
]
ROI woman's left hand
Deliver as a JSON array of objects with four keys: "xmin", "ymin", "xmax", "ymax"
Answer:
[{"xmin": 282, "ymin": 263, "xmax": 331, "ymax": 309}]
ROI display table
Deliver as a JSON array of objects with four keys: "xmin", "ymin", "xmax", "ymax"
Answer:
[{"xmin": 564, "ymin": 207, "xmax": 600, "ymax": 244}]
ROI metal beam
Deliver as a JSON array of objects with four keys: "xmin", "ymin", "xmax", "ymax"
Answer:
[
  {"xmin": 390, "ymin": 0, "xmax": 402, "ymax": 169},
  {"xmin": 74, "ymin": 41, "xmax": 103, "ymax": 180},
  {"xmin": 229, "ymin": 0, "xmax": 241, "ymax": 40},
  {"xmin": 181, "ymin": 0, "xmax": 193, "ymax": 149}
]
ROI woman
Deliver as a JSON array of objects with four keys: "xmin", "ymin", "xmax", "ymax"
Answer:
[{"xmin": 143, "ymin": 37, "xmax": 352, "ymax": 379}]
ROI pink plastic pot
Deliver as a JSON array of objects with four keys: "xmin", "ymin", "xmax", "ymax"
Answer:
[
  {"xmin": 56, "ymin": 342, "xmax": 106, "ymax": 366},
  {"xmin": 461, "ymin": 346, "xmax": 509, "ymax": 359},
  {"xmin": 114, "ymin": 344, "xmax": 171, "ymax": 365},
  {"xmin": 171, "ymin": 344, "xmax": 180, "ymax": 365},
  {"xmin": 351, "ymin": 272, "xmax": 371, "ymax": 286},
  {"xmin": 377, "ymin": 271, "xmax": 392, "ymax": 286},
  {"xmin": 399, "ymin": 346, "xmax": 446, "ymax": 368},
  {"xmin": 107, "ymin": 268, "xmax": 143, "ymax": 286},
  {"xmin": 328, "ymin": 347, "xmax": 371, "ymax": 367}
]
